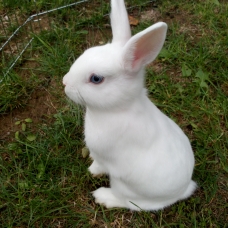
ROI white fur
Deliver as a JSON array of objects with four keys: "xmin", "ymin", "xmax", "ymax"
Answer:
[{"xmin": 63, "ymin": 0, "xmax": 196, "ymax": 211}]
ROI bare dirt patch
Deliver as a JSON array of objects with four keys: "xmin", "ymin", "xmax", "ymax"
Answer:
[
  {"xmin": 0, "ymin": 78, "xmax": 64, "ymax": 142},
  {"xmin": 140, "ymin": 9, "xmax": 161, "ymax": 22},
  {"xmin": 221, "ymin": 82, "xmax": 228, "ymax": 96}
]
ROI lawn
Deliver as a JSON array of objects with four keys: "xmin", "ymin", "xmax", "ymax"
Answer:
[{"xmin": 0, "ymin": 0, "xmax": 227, "ymax": 227}]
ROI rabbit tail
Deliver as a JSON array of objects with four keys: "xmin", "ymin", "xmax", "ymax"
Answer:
[{"xmin": 179, "ymin": 180, "xmax": 197, "ymax": 200}]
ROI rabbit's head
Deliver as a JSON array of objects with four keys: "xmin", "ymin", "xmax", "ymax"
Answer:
[{"xmin": 63, "ymin": 0, "xmax": 167, "ymax": 111}]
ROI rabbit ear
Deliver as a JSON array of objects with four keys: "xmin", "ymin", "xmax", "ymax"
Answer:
[
  {"xmin": 110, "ymin": 0, "xmax": 131, "ymax": 45},
  {"xmin": 122, "ymin": 22, "xmax": 167, "ymax": 72}
]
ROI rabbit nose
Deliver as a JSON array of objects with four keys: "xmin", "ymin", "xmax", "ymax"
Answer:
[{"xmin": 63, "ymin": 74, "xmax": 68, "ymax": 86}]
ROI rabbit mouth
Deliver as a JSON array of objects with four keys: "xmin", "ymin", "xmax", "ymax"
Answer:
[{"xmin": 65, "ymin": 86, "xmax": 86, "ymax": 106}]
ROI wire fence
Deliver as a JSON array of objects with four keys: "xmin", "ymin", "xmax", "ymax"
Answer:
[
  {"xmin": 0, "ymin": 0, "xmax": 92, "ymax": 82},
  {"xmin": 0, "ymin": 0, "xmax": 99, "ymax": 82},
  {"xmin": 0, "ymin": 0, "xmax": 155, "ymax": 83}
]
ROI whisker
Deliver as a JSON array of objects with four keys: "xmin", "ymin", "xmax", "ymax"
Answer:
[{"xmin": 78, "ymin": 90, "xmax": 86, "ymax": 105}]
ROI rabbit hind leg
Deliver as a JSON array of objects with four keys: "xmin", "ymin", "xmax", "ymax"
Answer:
[{"xmin": 92, "ymin": 187, "xmax": 127, "ymax": 209}]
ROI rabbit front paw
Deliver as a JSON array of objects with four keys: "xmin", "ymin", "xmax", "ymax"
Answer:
[
  {"xmin": 88, "ymin": 160, "xmax": 106, "ymax": 177},
  {"xmin": 92, "ymin": 187, "xmax": 126, "ymax": 208}
]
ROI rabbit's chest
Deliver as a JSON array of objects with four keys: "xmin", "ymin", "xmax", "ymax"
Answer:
[{"xmin": 84, "ymin": 115, "xmax": 122, "ymax": 153}]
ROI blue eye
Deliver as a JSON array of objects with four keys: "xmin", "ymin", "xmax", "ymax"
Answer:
[{"xmin": 90, "ymin": 74, "xmax": 104, "ymax": 84}]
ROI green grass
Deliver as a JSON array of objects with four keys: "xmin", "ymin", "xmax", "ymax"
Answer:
[{"xmin": 0, "ymin": 0, "xmax": 228, "ymax": 227}]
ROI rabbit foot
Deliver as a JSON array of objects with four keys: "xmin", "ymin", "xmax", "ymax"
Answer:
[
  {"xmin": 88, "ymin": 160, "xmax": 106, "ymax": 177},
  {"xmin": 93, "ymin": 187, "xmax": 126, "ymax": 208}
]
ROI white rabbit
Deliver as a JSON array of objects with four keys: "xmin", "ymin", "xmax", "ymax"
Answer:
[{"xmin": 63, "ymin": 0, "xmax": 197, "ymax": 211}]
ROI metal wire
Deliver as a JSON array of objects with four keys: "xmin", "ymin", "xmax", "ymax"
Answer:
[
  {"xmin": 0, "ymin": 0, "xmax": 155, "ymax": 83},
  {"xmin": 0, "ymin": 0, "xmax": 89, "ymax": 83}
]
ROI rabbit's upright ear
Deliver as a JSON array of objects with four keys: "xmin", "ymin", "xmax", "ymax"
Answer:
[
  {"xmin": 110, "ymin": 0, "xmax": 131, "ymax": 46},
  {"xmin": 122, "ymin": 22, "xmax": 167, "ymax": 72}
]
